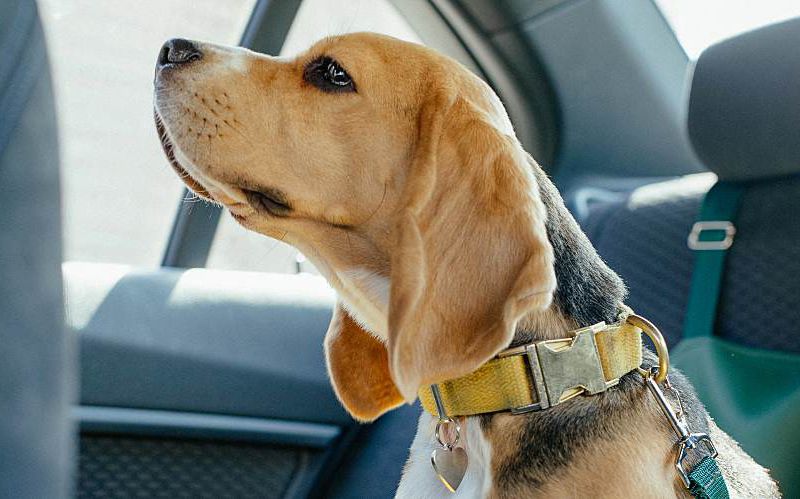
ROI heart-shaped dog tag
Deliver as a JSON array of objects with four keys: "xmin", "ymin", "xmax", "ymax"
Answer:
[{"xmin": 431, "ymin": 446, "xmax": 468, "ymax": 492}]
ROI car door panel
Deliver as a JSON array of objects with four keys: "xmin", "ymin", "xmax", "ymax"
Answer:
[{"xmin": 64, "ymin": 262, "xmax": 355, "ymax": 497}]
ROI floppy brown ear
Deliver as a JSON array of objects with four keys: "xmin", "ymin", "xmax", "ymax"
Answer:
[
  {"xmin": 388, "ymin": 93, "xmax": 557, "ymax": 401},
  {"xmin": 324, "ymin": 303, "xmax": 404, "ymax": 422}
]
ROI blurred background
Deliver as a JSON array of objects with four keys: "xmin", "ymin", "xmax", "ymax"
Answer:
[
  {"xmin": 38, "ymin": 0, "xmax": 800, "ymax": 274},
  {"xmin": 39, "ymin": 0, "xmax": 420, "ymax": 273}
]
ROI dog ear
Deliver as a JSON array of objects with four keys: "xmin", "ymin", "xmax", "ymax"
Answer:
[
  {"xmin": 387, "ymin": 91, "xmax": 557, "ymax": 401},
  {"xmin": 324, "ymin": 303, "xmax": 404, "ymax": 422}
]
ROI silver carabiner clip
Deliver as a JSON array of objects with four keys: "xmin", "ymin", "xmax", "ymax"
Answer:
[{"xmin": 643, "ymin": 367, "xmax": 718, "ymax": 488}]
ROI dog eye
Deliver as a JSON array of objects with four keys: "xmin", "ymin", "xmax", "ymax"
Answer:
[
  {"xmin": 244, "ymin": 189, "xmax": 291, "ymax": 216},
  {"xmin": 326, "ymin": 62, "xmax": 351, "ymax": 86},
  {"xmin": 304, "ymin": 56, "xmax": 356, "ymax": 93}
]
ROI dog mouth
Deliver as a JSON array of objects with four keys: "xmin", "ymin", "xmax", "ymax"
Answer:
[{"xmin": 154, "ymin": 110, "xmax": 212, "ymax": 200}]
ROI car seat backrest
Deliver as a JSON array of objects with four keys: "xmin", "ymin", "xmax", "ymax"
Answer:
[
  {"xmin": 0, "ymin": 1, "xmax": 74, "ymax": 497},
  {"xmin": 688, "ymin": 17, "xmax": 800, "ymax": 182},
  {"xmin": 584, "ymin": 17, "xmax": 800, "ymax": 352}
]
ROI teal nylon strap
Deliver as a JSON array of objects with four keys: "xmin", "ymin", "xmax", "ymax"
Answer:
[
  {"xmin": 688, "ymin": 456, "xmax": 730, "ymax": 499},
  {"xmin": 682, "ymin": 182, "xmax": 746, "ymax": 339},
  {"xmin": 681, "ymin": 181, "xmax": 742, "ymax": 498}
]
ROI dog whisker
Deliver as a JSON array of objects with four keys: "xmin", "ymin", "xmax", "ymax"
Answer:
[{"xmin": 221, "ymin": 118, "xmax": 253, "ymax": 145}]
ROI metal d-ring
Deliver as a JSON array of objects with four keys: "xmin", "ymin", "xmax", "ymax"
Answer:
[
  {"xmin": 626, "ymin": 313, "xmax": 669, "ymax": 384},
  {"xmin": 431, "ymin": 384, "xmax": 461, "ymax": 449}
]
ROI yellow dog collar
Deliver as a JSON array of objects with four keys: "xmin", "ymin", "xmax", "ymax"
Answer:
[{"xmin": 419, "ymin": 314, "xmax": 645, "ymax": 417}]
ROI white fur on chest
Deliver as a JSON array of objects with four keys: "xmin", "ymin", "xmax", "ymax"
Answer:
[
  {"xmin": 337, "ymin": 268, "xmax": 390, "ymax": 339},
  {"xmin": 332, "ymin": 268, "xmax": 493, "ymax": 496},
  {"xmin": 396, "ymin": 412, "xmax": 492, "ymax": 499}
]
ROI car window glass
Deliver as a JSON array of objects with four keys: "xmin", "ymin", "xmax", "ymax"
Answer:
[
  {"xmin": 39, "ymin": 0, "xmax": 256, "ymax": 265},
  {"xmin": 655, "ymin": 0, "xmax": 800, "ymax": 58}
]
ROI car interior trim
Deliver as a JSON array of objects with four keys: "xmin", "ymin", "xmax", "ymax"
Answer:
[{"xmin": 74, "ymin": 405, "xmax": 341, "ymax": 448}]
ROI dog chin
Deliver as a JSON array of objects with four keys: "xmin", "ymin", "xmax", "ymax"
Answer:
[{"xmin": 154, "ymin": 110, "xmax": 213, "ymax": 200}]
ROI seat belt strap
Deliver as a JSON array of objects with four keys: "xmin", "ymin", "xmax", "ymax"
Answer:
[
  {"xmin": 681, "ymin": 182, "xmax": 742, "ymax": 498},
  {"xmin": 683, "ymin": 182, "xmax": 746, "ymax": 339}
]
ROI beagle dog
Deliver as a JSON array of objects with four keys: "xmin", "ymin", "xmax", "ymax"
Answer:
[{"xmin": 153, "ymin": 33, "xmax": 778, "ymax": 498}]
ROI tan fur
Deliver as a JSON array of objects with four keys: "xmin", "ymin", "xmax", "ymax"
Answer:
[
  {"xmin": 387, "ymin": 90, "xmax": 556, "ymax": 402},
  {"xmin": 154, "ymin": 32, "xmax": 777, "ymax": 497},
  {"xmin": 324, "ymin": 304, "xmax": 404, "ymax": 422},
  {"xmin": 154, "ymin": 32, "xmax": 555, "ymax": 409},
  {"xmin": 531, "ymin": 422, "xmax": 679, "ymax": 499},
  {"xmin": 481, "ymin": 387, "xmax": 679, "ymax": 498}
]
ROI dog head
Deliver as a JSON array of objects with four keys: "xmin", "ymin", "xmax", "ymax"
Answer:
[{"xmin": 154, "ymin": 33, "xmax": 556, "ymax": 421}]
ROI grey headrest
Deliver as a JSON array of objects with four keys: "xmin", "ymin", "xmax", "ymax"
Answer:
[{"xmin": 687, "ymin": 17, "xmax": 800, "ymax": 181}]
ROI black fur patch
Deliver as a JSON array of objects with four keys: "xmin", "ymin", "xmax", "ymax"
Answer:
[
  {"xmin": 511, "ymin": 159, "xmax": 626, "ymax": 348},
  {"xmin": 485, "ymin": 352, "xmax": 708, "ymax": 492},
  {"xmin": 534, "ymin": 166, "xmax": 626, "ymax": 327}
]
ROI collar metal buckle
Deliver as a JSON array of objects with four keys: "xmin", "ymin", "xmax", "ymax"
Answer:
[{"xmin": 505, "ymin": 323, "xmax": 618, "ymax": 414}]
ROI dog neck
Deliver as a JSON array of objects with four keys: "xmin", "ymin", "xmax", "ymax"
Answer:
[
  {"xmin": 512, "ymin": 163, "xmax": 626, "ymax": 346},
  {"xmin": 400, "ymin": 166, "xmax": 691, "ymax": 497}
]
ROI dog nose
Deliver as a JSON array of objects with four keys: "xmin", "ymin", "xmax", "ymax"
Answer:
[{"xmin": 157, "ymin": 38, "xmax": 202, "ymax": 67}]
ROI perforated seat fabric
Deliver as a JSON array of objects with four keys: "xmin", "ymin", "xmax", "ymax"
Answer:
[
  {"xmin": 583, "ymin": 174, "xmax": 800, "ymax": 354},
  {"xmin": 582, "ymin": 174, "xmax": 712, "ymax": 346},
  {"xmin": 716, "ymin": 176, "xmax": 800, "ymax": 351},
  {"xmin": 78, "ymin": 436, "xmax": 302, "ymax": 498}
]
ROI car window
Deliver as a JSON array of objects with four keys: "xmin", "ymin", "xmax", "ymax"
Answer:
[
  {"xmin": 655, "ymin": 0, "xmax": 800, "ymax": 59},
  {"xmin": 39, "ymin": 0, "xmax": 256, "ymax": 265},
  {"xmin": 205, "ymin": 0, "xmax": 421, "ymax": 274}
]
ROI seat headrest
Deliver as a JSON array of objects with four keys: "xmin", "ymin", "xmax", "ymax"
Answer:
[{"xmin": 687, "ymin": 17, "xmax": 800, "ymax": 181}]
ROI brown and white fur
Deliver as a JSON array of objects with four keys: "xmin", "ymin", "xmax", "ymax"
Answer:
[{"xmin": 153, "ymin": 32, "xmax": 779, "ymax": 497}]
